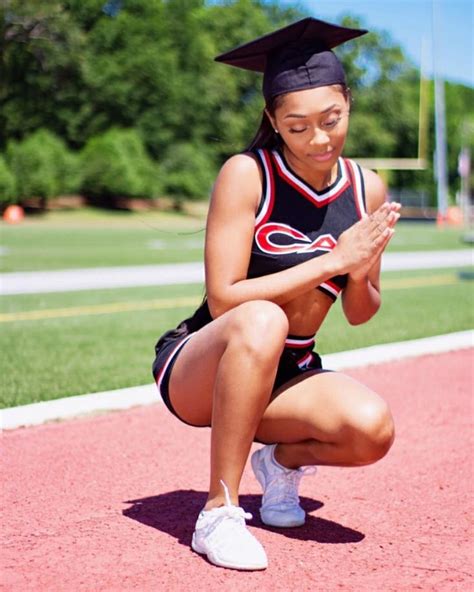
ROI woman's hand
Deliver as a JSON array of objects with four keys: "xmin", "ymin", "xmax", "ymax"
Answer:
[
  {"xmin": 349, "ymin": 202, "xmax": 401, "ymax": 281},
  {"xmin": 331, "ymin": 202, "xmax": 401, "ymax": 277}
]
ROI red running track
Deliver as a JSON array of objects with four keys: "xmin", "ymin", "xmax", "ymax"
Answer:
[{"xmin": 2, "ymin": 350, "xmax": 473, "ymax": 591}]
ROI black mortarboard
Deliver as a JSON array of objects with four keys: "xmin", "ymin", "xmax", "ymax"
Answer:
[{"xmin": 215, "ymin": 17, "xmax": 367, "ymax": 102}]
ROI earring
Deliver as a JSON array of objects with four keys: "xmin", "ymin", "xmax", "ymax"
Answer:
[{"xmin": 274, "ymin": 129, "xmax": 279, "ymax": 134}]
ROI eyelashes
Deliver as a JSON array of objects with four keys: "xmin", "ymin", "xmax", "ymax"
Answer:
[
  {"xmin": 323, "ymin": 116, "xmax": 343, "ymax": 129},
  {"xmin": 288, "ymin": 115, "xmax": 343, "ymax": 134}
]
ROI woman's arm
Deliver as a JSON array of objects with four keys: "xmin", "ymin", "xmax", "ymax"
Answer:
[
  {"xmin": 206, "ymin": 155, "xmax": 397, "ymax": 318},
  {"xmin": 341, "ymin": 168, "xmax": 400, "ymax": 325},
  {"xmin": 205, "ymin": 154, "xmax": 340, "ymax": 317}
]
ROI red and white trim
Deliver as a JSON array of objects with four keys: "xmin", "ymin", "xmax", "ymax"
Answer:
[
  {"xmin": 297, "ymin": 351, "xmax": 314, "ymax": 369},
  {"xmin": 345, "ymin": 159, "xmax": 367, "ymax": 219},
  {"xmin": 155, "ymin": 334, "xmax": 194, "ymax": 396},
  {"xmin": 319, "ymin": 280, "xmax": 342, "ymax": 299},
  {"xmin": 255, "ymin": 149, "xmax": 275, "ymax": 228},
  {"xmin": 271, "ymin": 151, "xmax": 350, "ymax": 208},
  {"xmin": 285, "ymin": 335, "xmax": 316, "ymax": 348}
]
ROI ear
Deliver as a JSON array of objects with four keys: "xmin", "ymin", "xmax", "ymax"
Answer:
[{"xmin": 345, "ymin": 87, "xmax": 353, "ymax": 111}]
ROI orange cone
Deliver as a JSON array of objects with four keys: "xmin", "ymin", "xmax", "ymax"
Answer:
[{"xmin": 3, "ymin": 204, "xmax": 25, "ymax": 224}]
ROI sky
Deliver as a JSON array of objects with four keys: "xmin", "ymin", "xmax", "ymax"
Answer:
[{"xmin": 277, "ymin": 0, "xmax": 473, "ymax": 87}]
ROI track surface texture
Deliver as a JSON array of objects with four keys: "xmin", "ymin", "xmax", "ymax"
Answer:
[{"xmin": 2, "ymin": 349, "xmax": 473, "ymax": 592}]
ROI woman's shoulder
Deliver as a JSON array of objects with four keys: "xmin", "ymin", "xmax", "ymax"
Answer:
[
  {"xmin": 218, "ymin": 151, "xmax": 262, "ymax": 177},
  {"xmin": 357, "ymin": 165, "xmax": 387, "ymax": 214},
  {"xmin": 209, "ymin": 152, "xmax": 264, "ymax": 218},
  {"xmin": 214, "ymin": 152, "xmax": 263, "ymax": 193}
]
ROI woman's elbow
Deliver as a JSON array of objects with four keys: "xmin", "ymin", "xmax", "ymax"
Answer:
[
  {"xmin": 207, "ymin": 294, "xmax": 232, "ymax": 319},
  {"xmin": 345, "ymin": 303, "xmax": 381, "ymax": 326},
  {"xmin": 347, "ymin": 314, "xmax": 369, "ymax": 326}
]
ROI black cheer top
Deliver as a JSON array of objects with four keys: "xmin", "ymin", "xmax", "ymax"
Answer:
[{"xmin": 247, "ymin": 147, "xmax": 367, "ymax": 301}]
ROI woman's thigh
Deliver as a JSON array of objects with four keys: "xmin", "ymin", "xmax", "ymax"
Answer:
[
  {"xmin": 167, "ymin": 300, "xmax": 288, "ymax": 427},
  {"xmin": 255, "ymin": 370, "xmax": 394, "ymax": 445},
  {"xmin": 165, "ymin": 317, "xmax": 227, "ymax": 427}
]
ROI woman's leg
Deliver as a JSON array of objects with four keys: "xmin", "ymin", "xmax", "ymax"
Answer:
[
  {"xmin": 255, "ymin": 370, "xmax": 395, "ymax": 468},
  {"xmin": 167, "ymin": 300, "xmax": 289, "ymax": 509}
]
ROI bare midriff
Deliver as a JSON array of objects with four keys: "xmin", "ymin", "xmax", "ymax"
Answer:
[{"xmin": 281, "ymin": 288, "xmax": 334, "ymax": 337}]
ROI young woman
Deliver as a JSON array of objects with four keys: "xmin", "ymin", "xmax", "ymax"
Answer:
[{"xmin": 152, "ymin": 17, "xmax": 401, "ymax": 571}]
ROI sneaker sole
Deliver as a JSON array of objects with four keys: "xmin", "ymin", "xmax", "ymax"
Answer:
[
  {"xmin": 191, "ymin": 534, "xmax": 267, "ymax": 571},
  {"xmin": 260, "ymin": 514, "xmax": 306, "ymax": 528}
]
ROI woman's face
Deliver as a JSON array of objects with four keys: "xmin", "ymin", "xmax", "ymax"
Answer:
[{"xmin": 269, "ymin": 85, "xmax": 350, "ymax": 172}]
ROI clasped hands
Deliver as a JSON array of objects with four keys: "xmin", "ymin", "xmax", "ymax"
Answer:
[{"xmin": 333, "ymin": 201, "xmax": 401, "ymax": 281}]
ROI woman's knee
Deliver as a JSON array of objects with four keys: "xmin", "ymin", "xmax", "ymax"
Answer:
[
  {"xmin": 225, "ymin": 300, "xmax": 289, "ymax": 360},
  {"xmin": 350, "ymin": 401, "xmax": 395, "ymax": 464}
]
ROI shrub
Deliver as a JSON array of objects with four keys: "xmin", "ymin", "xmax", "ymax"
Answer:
[
  {"xmin": 6, "ymin": 130, "xmax": 81, "ymax": 203},
  {"xmin": 161, "ymin": 142, "xmax": 217, "ymax": 202},
  {"xmin": 81, "ymin": 128, "xmax": 161, "ymax": 199},
  {"xmin": 0, "ymin": 156, "xmax": 16, "ymax": 205}
]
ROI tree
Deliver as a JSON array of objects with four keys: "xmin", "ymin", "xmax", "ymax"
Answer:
[
  {"xmin": 0, "ymin": 156, "xmax": 16, "ymax": 205},
  {"xmin": 6, "ymin": 129, "xmax": 80, "ymax": 206},
  {"xmin": 1, "ymin": 0, "xmax": 86, "ymax": 147},
  {"xmin": 81, "ymin": 128, "xmax": 161, "ymax": 200},
  {"xmin": 2, "ymin": 1, "xmax": 471, "ymax": 202}
]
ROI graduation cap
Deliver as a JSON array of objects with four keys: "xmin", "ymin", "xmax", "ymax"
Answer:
[{"xmin": 215, "ymin": 17, "xmax": 367, "ymax": 102}]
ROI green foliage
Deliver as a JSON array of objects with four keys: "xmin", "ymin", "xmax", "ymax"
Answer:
[
  {"xmin": 1, "ymin": 0, "xmax": 87, "ymax": 146},
  {"xmin": 81, "ymin": 128, "xmax": 161, "ymax": 198},
  {"xmin": 1, "ymin": 0, "xmax": 473, "ymax": 203},
  {"xmin": 6, "ymin": 129, "xmax": 80, "ymax": 202},
  {"xmin": 73, "ymin": 0, "xmax": 180, "ymax": 150},
  {"xmin": 161, "ymin": 143, "xmax": 217, "ymax": 201},
  {"xmin": 201, "ymin": 0, "xmax": 304, "ymax": 158},
  {"xmin": 0, "ymin": 156, "xmax": 16, "ymax": 205}
]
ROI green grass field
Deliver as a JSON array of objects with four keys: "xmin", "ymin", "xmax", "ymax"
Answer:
[
  {"xmin": 1, "ymin": 210, "xmax": 472, "ymax": 408},
  {"xmin": 1, "ymin": 267, "xmax": 472, "ymax": 408},
  {"xmin": 1, "ymin": 208, "xmax": 471, "ymax": 272},
  {"xmin": 0, "ymin": 208, "xmax": 206, "ymax": 272}
]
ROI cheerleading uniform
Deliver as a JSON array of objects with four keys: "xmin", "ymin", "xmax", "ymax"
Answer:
[
  {"xmin": 152, "ymin": 147, "xmax": 367, "ymax": 427},
  {"xmin": 248, "ymin": 147, "xmax": 366, "ymax": 298}
]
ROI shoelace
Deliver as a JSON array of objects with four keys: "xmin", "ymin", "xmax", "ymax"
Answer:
[
  {"xmin": 264, "ymin": 467, "xmax": 316, "ymax": 508},
  {"xmin": 199, "ymin": 481, "xmax": 253, "ymax": 546},
  {"xmin": 219, "ymin": 479, "xmax": 253, "ymax": 522}
]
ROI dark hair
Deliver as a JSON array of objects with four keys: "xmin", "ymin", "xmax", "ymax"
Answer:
[
  {"xmin": 246, "ymin": 94, "xmax": 284, "ymax": 151},
  {"xmin": 246, "ymin": 84, "xmax": 352, "ymax": 151}
]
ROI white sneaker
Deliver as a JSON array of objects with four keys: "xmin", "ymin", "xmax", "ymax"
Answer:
[
  {"xmin": 251, "ymin": 444, "xmax": 316, "ymax": 528},
  {"xmin": 191, "ymin": 480, "xmax": 268, "ymax": 570}
]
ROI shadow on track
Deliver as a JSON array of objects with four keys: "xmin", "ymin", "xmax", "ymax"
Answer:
[{"xmin": 123, "ymin": 490, "xmax": 365, "ymax": 546}]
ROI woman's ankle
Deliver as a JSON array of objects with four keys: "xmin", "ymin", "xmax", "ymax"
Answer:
[{"xmin": 204, "ymin": 492, "xmax": 239, "ymax": 510}]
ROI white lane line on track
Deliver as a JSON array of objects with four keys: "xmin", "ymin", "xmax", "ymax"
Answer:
[
  {"xmin": 1, "ymin": 330, "xmax": 472, "ymax": 431},
  {"xmin": 0, "ymin": 262, "xmax": 205, "ymax": 295},
  {"xmin": 2, "ymin": 250, "xmax": 472, "ymax": 295}
]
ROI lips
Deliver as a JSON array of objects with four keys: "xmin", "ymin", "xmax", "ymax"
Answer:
[{"xmin": 309, "ymin": 150, "xmax": 335, "ymax": 162}]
